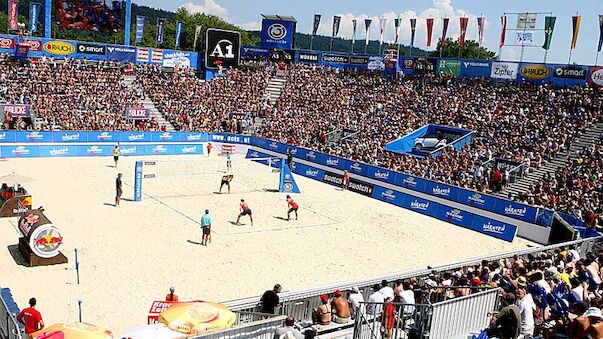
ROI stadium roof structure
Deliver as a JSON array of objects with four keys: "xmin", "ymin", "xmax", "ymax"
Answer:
[{"xmin": 261, "ymin": 14, "xmax": 297, "ymax": 23}]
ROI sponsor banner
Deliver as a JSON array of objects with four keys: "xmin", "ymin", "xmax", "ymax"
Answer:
[
  {"xmin": 261, "ymin": 19, "xmax": 296, "ymax": 50},
  {"xmin": 125, "ymin": 107, "xmax": 150, "ymax": 120},
  {"xmin": 554, "ymin": 65, "xmax": 587, "ymax": 79},
  {"xmin": 241, "ymin": 46, "xmax": 270, "ymax": 59},
  {"xmin": 460, "ymin": 60, "xmax": 491, "ymax": 77},
  {"xmin": 210, "ymin": 133, "xmax": 252, "ymax": 144},
  {"xmin": 107, "ymin": 46, "xmax": 136, "ymax": 63},
  {"xmin": 401, "ymin": 195, "xmax": 438, "ymax": 217},
  {"xmin": 514, "ymin": 31, "xmax": 534, "ymax": 45},
  {"xmin": 298, "ymin": 51, "xmax": 320, "ymax": 63},
  {"xmin": 88, "ymin": 131, "xmax": 120, "ymax": 143},
  {"xmin": 349, "ymin": 56, "xmax": 369, "ymax": 65},
  {"xmin": 321, "ymin": 171, "xmax": 374, "ymax": 196},
  {"xmin": 520, "ymin": 64, "xmax": 552, "ymax": 81},
  {"xmin": 8, "ymin": 0, "xmax": 18, "ymax": 31},
  {"xmin": 145, "ymin": 144, "xmax": 174, "ymax": 155},
  {"xmin": 78, "ymin": 145, "xmax": 114, "ymax": 156},
  {"xmin": 590, "ymin": 66, "xmax": 603, "ymax": 86},
  {"xmin": 0, "ymin": 37, "xmax": 15, "ymax": 50},
  {"xmin": 269, "ymin": 49, "xmax": 294, "ymax": 63},
  {"xmin": 368, "ymin": 56, "xmax": 385, "ymax": 71},
  {"xmin": 396, "ymin": 173, "xmax": 428, "ymax": 192},
  {"xmin": 346, "ymin": 161, "xmax": 368, "ymax": 177},
  {"xmin": 0, "ymin": 104, "xmax": 30, "ymax": 117},
  {"xmin": 38, "ymin": 145, "xmax": 78, "ymax": 157},
  {"xmin": 151, "ymin": 132, "xmax": 181, "ymax": 142},
  {"xmin": 77, "ymin": 43, "xmax": 106, "ymax": 55},
  {"xmin": 424, "ymin": 181, "xmax": 459, "ymax": 201},
  {"xmin": 324, "ymin": 155, "xmax": 345, "ymax": 169},
  {"xmin": 137, "ymin": 48, "xmax": 150, "ymax": 62},
  {"xmin": 1, "ymin": 145, "xmax": 39, "ymax": 158},
  {"xmin": 436, "ymin": 205, "xmax": 475, "ymax": 227},
  {"xmin": 414, "ymin": 58, "xmax": 437, "ymax": 74},
  {"xmin": 182, "ymin": 132, "xmax": 207, "ymax": 142},
  {"xmin": 151, "ymin": 49, "xmax": 163, "ymax": 63},
  {"xmin": 456, "ymin": 189, "xmax": 497, "ymax": 211},
  {"xmin": 206, "ymin": 29, "xmax": 241, "ymax": 70},
  {"xmin": 163, "ymin": 51, "xmax": 195, "ymax": 68},
  {"xmin": 371, "ymin": 186, "xmax": 405, "ymax": 206},
  {"xmin": 366, "ymin": 166, "xmax": 397, "ymax": 184},
  {"xmin": 0, "ymin": 131, "xmax": 16, "ymax": 142},
  {"xmin": 494, "ymin": 200, "xmax": 537, "ymax": 223},
  {"xmin": 174, "ymin": 144, "xmax": 203, "ymax": 155},
  {"xmin": 118, "ymin": 145, "xmax": 144, "ymax": 156},
  {"xmin": 245, "ymin": 148, "xmax": 271, "ymax": 161},
  {"xmin": 438, "ymin": 59, "xmax": 461, "ymax": 76},
  {"xmin": 43, "ymin": 40, "xmax": 75, "ymax": 56},
  {"xmin": 471, "ymin": 215, "xmax": 517, "ymax": 242},
  {"xmin": 402, "ymin": 58, "xmax": 415, "ymax": 70},
  {"xmin": 291, "ymin": 162, "xmax": 325, "ymax": 181},
  {"xmin": 323, "ymin": 54, "xmax": 349, "ymax": 64},
  {"xmin": 134, "ymin": 161, "xmax": 143, "ymax": 201},
  {"xmin": 27, "ymin": 39, "xmax": 43, "ymax": 52},
  {"xmin": 490, "ymin": 61, "xmax": 518, "ymax": 80},
  {"xmin": 52, "ymin": 131, "xmax": 85, "ymax": 143},
  {"xmin": 122, "ymin": 132, "xmax": 151, "ymax": 143},
  {"xmin": 15, "ymin": 131, "xmax": 53, "ymax": 143}
]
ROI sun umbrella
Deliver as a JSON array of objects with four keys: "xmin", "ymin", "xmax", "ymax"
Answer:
[
  {"xmin": 119, "ymin": 324, "xmax": 185, "ymax": 339},
  {"xmin": 0, "ymin": 172, "xmax": 34, "ymax": 185},
  {"xmin": 31, "ymin": 322, "xmax": 112, "ymax": 339},
  {"xmin": 159, "ymin": 301, "xmax": 236, "ymax": 335}
]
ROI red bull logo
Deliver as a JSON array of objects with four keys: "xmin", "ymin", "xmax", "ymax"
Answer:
[{"xmin": 29, "ymin": 225, "xmax": 63, "ymax": 258}]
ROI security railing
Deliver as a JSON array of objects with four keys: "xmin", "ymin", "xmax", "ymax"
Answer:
[
  {"xmin": 0, "ymin": 294, "xmax": 22, "ymax": 339},
  {"xmin": 189, "ymin": 314, "xmax": 287, "ymax": 339}
]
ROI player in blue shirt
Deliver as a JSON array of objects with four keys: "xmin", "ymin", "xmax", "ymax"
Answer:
[{"xmin": 200, "ymin": 209, "xmax": 212, "ymax": 246}]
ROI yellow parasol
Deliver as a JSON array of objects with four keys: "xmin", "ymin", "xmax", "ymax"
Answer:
[
  {"xmin": 158, "ymin": 301, "xmax": 236, "ymax": 335},
  {"xmin": 31, "ymin": 322, "xmax": 113, "ymax": 339}
]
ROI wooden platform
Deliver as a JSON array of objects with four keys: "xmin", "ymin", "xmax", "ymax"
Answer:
[{"xmin": 18, "ymin": 237, "xmax": 68, "ymax": 267}]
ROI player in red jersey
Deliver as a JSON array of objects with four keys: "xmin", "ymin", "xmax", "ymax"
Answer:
[
  {"xmin": 342, "ymin": 170, "xmax": 350, "ymax": 190},
  {"xmin": 286, "ymin": 195, "xmax": 299, "ymax": 221},
  {"xmin": 236, "ymin": 199, "xmax": 253, "ymax": 226}
]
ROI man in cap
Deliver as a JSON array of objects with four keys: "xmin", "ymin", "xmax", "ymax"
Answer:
[
  {"xmin": 584, "ymin": 307, "xmax": 603, "ymax": 338},
  {"xmin": 312, "ymin": 295, "xmax": 331, "ymax": 325},
  {"xmin": 165, "ymin": 287, "xmax": 178, "ymax": 301},
  {"xmin": 347, "ymin": 287, "xmax": 365, "ymax": 318},
  {"xmin": 331, "ymin": 289, "xmax": 350, "ymax": 324},
  {"xmin": 379, "ymin": 280, "xmax": 394, "ymax": 300}
]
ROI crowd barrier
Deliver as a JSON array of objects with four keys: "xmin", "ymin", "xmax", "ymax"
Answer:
[
  {"xmin": 0, "ymin": 34, "xmax": 200, "ymax": 70},
  {"xmin": 0, "ymin": 291, "xmax": 22, "ymax": 339},
  {"xmin": 189, "ymin": 314, "xmax": 287, "ymax": 339}
]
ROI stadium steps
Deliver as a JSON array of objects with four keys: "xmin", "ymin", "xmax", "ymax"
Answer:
[
  {"xmin": 492, "ymin": 121, "xmax": 603, "ymax": 200},
  {"xmin": 0, "ymin": 287, "xmax": 24, "ymax": 333},
  {"xmin": 262, "ymin": 77, "xmax": 286, "ymax": 103},
  {"xmin": 123, "ymin": 75, "xmax": 176, "ymax": 132}
]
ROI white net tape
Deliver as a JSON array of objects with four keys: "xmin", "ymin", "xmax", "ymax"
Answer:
[{"xmin": 141, "ymin": 157, "xmax": 281, "ymax": 179}]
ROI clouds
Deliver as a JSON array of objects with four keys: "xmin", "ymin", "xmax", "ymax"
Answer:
[
  {"xmin": 180, "ymin": 0, "xmax": 228, "ymax": 18},
  {"xmin": 311, "ymin": 0, "xmax": 490, "ymax": 50}
]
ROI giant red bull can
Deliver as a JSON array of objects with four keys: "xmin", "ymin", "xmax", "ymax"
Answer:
[{"xmin": 18, "ymin": 209, "xmax": 63, "ymax": 259}]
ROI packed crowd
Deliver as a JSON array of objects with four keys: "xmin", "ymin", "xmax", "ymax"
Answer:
[
  {"xmin": 55, "ymin": 0, "xmax": 123, "ymax": 32},
  {"xmin": 0, "ymin": 58, "xmax": 152, "ymax": 131}
]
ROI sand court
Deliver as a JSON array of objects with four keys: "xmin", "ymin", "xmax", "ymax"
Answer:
[{"xmin": 0, "ymin": 152, "xmax": 535, "ymax": 335}]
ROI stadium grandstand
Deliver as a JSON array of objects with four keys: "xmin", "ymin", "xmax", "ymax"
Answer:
[{"xmin": 0, "ymin": 1, "xmax": 603, "ymax": 339}]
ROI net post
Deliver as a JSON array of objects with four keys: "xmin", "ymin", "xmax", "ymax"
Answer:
[{"xmin": 134, "ymin": 161, "xmax": 143, "ymax": 202}]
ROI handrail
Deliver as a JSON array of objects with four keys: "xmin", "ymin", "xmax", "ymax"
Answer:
[{"xmin": 427, "ymin": 130, "xmax": 475, "ymax": 156}]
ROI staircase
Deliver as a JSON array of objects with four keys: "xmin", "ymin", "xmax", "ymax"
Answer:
[
  {"xmin": 123, "ymin": 75, "xmax": 175, "ymax": 131},
  {"xmin": 492, "ymin": 121, "xmax": 603, "ymax": 199},
  {"xmin": 262, "ymin": 77, "xmax": 286, "ymax": 103}
]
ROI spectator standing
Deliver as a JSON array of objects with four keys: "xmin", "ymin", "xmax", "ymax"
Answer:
[
  {"xmin": 381, "ymin": 296, "xmax": 396, "ymax": 339},
  {"xmin": 115, "ymin": 173, "xmax": 122, "ymax": 207},
  {"xmin": 347, "ymin": 286, "xmax": 365, "ymax": 318},
  {"xmin": 487, "ymin": 293, "xmax": 521, "ymax": 339},
  {"xmin": 516, "ymin": 288, "xmax": 535, "ymax": 337},
  {"xmin": 273, "ymin": 316, "xmax": 303, "ymax": 339},
  {"xmin": 165, "ymin": 287, "xmax": 178, "ymax": 302},
  {"xmin": 17, "ymin": 298, "xmax": 44, "ymax": 339},
  {"xmin": 379, "ymin": 280, "xmax": 394, "ymax": 300},
  {"xmin": 200, "ymin": 209, "xmax": 212, "ymax": 246},
  {"xmin": 367, "ymin": 284, "xmax": 384, "ymax": 315},
  {"xmin": 261, "ymin": 284, "xmax": 282, "ymax": 314}
]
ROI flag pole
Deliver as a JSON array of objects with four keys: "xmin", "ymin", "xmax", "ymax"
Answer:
[
  {"xmin": 596, "ymin": 51, "xmax": 600, "ymax": 66},
  {"xmin": 310, "ymin": 35, "xmax": 314, "ymax": 50}
]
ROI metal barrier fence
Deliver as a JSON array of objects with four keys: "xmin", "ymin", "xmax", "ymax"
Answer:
[
  {"xmin": 428, "ymin": 288, "xmax": 501, "ymax": 339},
  {"xmin": 189, "ymin": 314, "xmax": 287, "ymax": 339},
  {"xmin": 0, "ymin": 294, "xmax": 22, "ymax": 339},
  {"xmin": 352, "ymin": 288, "xmax": 501, "ymax": 339}
]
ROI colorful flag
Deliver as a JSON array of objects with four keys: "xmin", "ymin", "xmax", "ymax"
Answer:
[
  {"xmin": 175, "ymin": 21, "xmax": 183, "ymax": 48},
  {"xmin": 156, "ymin": 18, "xmax": 166, "ymax": 46},
  {"xmin": 352, "ymin": 18, "xmax": 357, "ymax": 45},
  {"xmin": 571, "ymin": 15, "xmax": 581, "ymax": 50},
  {"xmin": 312, "ymin": 14, "xmax": 321, "ymax": 36},
  {"xmin": 332, "ymin": 16, "xmax": 341, "ymax": 37},
  {"xmin": 426, "ymin": 18, "xmax": 434, "ymax": 47},
  {"xmin": 379, "ymin": 18, "xmax": 387, "ymax": 45},
  {"xmin": 135, "ymin": 15, "xmax": 145, "ymax": 44},
  {"xmin": 29, "ymin": 2, "xmax": 41, "ymax": 33},
  {"xmin": 441, "ymin": 18, "xmax": 450, "ymax": 48},
  {"xmin": 410, "ymin": 18, "xmax": 417, "ymax": 47},
  {"xmin": 477, "ymin": 16, "xmax": 485, "ymax": 46},
  {"xmin": 394, "ymin": 18, "xmax": 401, "ymax": 44},
  {"xmin": 8, "ymin": 0, "xmax": 18, "ymax": 31},
  {"xmin": 599, "ymin": 15, "xmax": 603, "ymax": 52},
  {"xmin": 500, "ymin": 16, "xmax": 507, "ymax": 48},
  {"xmin": 542, "ymin": 16, "xmax": 556, "ymax": 50},
  {"xmin": 193, "ymin": 25, "xmax": 202, "ymax": 51},
  {"xmin": 365, "ymin": 19, "xmax": 372, "ymax": 46},
  {"xmin": 459, "ymin": 17, "xmax": 469, "ymax": 48}
]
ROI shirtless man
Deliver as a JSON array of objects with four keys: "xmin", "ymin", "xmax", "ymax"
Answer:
[
  {"xmin": 331, "ymin": 289, "xmax": 351, "ymax": 324},
  {"xmin": 583, "ymin": 307, "xmax": 603, "ymax": 339}
]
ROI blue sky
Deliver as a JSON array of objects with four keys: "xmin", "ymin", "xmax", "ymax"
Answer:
[{"xmin": 137, "ymin": 0, "xmax": 603, "ymax": 65}]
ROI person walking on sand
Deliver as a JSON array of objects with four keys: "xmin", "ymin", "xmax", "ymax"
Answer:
[
  {"xmin": 113, "ymin": 144, "xmax": 120, "ymax": 167},
  {"xmin": 342, "ymin": 170, "xmax": 350, "ymax": 190},
  {"xmin": 17, "ymin": 297, "xmax": 44, "ymax": 339},
  {"xmin": 201, "ymin": 209, "xmax": 212, "ymax": 246},
  {"xmin": 115, "ymin": 173, "xmax": 122, "ymax": 207},
  {"xmin": 226, "ymin": 151, "xmax": 232, "ymax": 171},
  {"xmin": 286, "ymin": 195, "xmax": 298, "ymax": 221},
  {"xmin": 207, "ymin": 142, "xmax": 213, "ymax": 157},
  {"xmin": 236, "ymin": 199, "xmax": 253, "ymax": 226}
]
